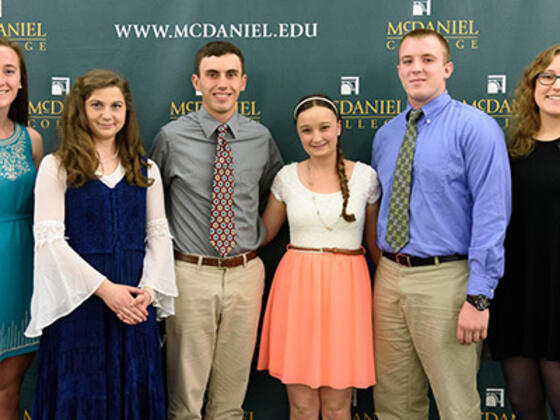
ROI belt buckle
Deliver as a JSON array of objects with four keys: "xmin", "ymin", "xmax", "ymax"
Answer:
[{"xmin": 396, "ymin": 253, "xmax": 411, "ymax": 267}]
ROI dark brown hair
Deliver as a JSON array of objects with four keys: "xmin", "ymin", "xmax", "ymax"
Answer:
[
  {"xmin": 294, "ymin": 94, "xmax": 356, "ymax": 223},
  {"xmin": 55, "ymin": 69, "xmax": 152, "ymax": 188},
  {"xmin": 508, "ymin": 44, "xmax": 560, "ymax": 158},
  {"xmin": 194, "ymin": 41, "xmax": 245, "ymax": 75},
  {"xmin": 0, "ymin": 38, "xmax": 28, "ymax": 125}
]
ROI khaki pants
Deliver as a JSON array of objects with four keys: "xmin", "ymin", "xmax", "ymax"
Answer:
[
  {"xmin": 166, "ymin": 257, "xmax": 265, "ymax": 420},
  {"xmin": 373, "ymin": 256, "xmax": 482, "ymax": 420}
]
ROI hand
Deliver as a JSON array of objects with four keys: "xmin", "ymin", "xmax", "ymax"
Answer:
[
  {"xmin": 131, "ymin": 289, "xmax": 152, "ymax": 316},
  {"xmin": 456, "ymin": 301, "xmax": 489, "ymax": 345},
  {"xmin": 95, "ymin": 279, "xmax": 148, "ymax": 325}
]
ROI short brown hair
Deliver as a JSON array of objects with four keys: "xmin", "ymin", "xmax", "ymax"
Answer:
[
  {"xmin": 398, "ymin": 28, "xmax": 450, "ymax": 63},
  {"xmin": 193, "ymin": 41, "xmax": 245, "ymax": 75}
]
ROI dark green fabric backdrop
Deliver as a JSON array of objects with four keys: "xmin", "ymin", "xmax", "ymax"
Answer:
[{"xmin": 7, "ymin": 0, "xmax": 557, "ymax": 418}]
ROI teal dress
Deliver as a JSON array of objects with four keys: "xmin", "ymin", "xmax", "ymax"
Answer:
[{"xmin": 0, "ymin": 123, "xmax": 39, "ymax": 362}]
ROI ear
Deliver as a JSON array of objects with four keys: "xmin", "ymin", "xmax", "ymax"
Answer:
[
  {"xmin": 191, "ymin": 73, "xmax": 199, "ymax": 92},
  {"xmin": 443, "ymin": 60, "xmax": 454, "ymax": 80},
  {"xmin": 336, "ymin": 119, "xmax": 342, "ymax": 137},
  {"xmin": 240, "ymin": 73, "xmax": 247, "ymax": 92}
]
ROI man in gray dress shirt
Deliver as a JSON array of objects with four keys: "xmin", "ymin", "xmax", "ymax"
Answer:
[{"xmin": 150, "ymin": 41, "xmax": 283, "ymax": 420}]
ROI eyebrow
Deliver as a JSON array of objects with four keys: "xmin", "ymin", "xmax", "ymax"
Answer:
[{"xmin": 205, "ymin": 69, "xmax": 240, "ymax": 74}]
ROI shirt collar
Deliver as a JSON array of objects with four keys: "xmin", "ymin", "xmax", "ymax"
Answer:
[
  {"xmin": 198, "ymin": 106, "xmax": 240, "ymax": 140},
  {"xmin": 404, "ymin": 90, "xmax": 451, "ymax": 123}
]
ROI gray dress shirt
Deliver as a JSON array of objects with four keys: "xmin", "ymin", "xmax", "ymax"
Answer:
[{"xmin": 150, "ymin": 107, "xmax": 284, "ymax": 256}]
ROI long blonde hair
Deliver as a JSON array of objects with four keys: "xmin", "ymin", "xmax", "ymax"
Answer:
[{"xmin": 508, "ymin": 44, "xmax": 560, "ymax": 158}]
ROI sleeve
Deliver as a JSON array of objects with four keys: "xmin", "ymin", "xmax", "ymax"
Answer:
[
  {"xmin": 137, "ymin": 160, "xmax": 178, "ymax": 319},
  {"xmin": 149, "ymin": 128, "xmax": 172, "ymax": 188},
  {"xmin": 25, "ymin": 155, "xmax": 107, "ymax": 337},
  {"xmin": 462, "ymin": 115, "xmax": 512, "ymax": 298},
  {"xmin": 366, "ymin": 165, "xmax": 381, "ymax": 204},
  {"xmin": 258, "ymin": 132, "xmax": 284, "ymax": 211},
  {"xmin": 269, "ymin": 170, "xmax": 284, "ymax": 202}
]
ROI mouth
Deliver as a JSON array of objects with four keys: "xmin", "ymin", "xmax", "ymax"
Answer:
[
  {"xmin": 0, "ymin": 89, "xmax": 10, "ymax": 95},
  {"xmin": 97, "ymin": 123, "xmax": 115, "ymax": 130},
  {"xmin": 546, "ymin": 95, "xmax": 560, "ymax": 101},
  {"xmin": 213, "ymin": 92, "xmax": 231, "ymax": 101}
]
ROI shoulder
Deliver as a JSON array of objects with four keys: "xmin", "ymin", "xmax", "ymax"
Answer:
[
  {"xmin": 40, "ymin": 153, "xmax": 59, "ymax": 169},
  {"xmin": 373, "ymin": 111, "xmax": 406, "ymax": 143},
  {"xmin": 276, "ymin": 162, "xmax": 297, "ymax": 179},
  {"xmin": 24, "ymin": 125, "xmax": 42, "ymax": 144},
  {"xmin": 353, "ymin": 161, "xmax": 378, "ymax": 181},
  {"xmin": 235, "ymin": 114, "xmax": 274, "ymax": 140},
  {"xmin": 157, "ymin": 113, "xmax": 200, "ymax": 138},
  {"xmin": 448, "ymin": 99, "xmax": 502, "ymax": 131},
  {"xmin": 37, "ymin": 153, "xmax": 65, "ymax": 181},
  {"xmin": 146, "ymin": 158, "xmax": 162, "ymax": 183}
]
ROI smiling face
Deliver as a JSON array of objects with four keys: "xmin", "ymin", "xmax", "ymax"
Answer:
[
  {"xmin": 397, "ymin": 34, "xmax": 453, "ymax": 109},
  {"xmin": 0, "ymin": 45, "xmax": 21, "ymax": 112},
  {"xmin": 534, "ymin": 54, "xmax": 560, "ymax": 122},
  {"xmin": 192, "ymin": 53, "xmax": 247, "ymax": 123},
  {"xmin": 296, "ymin": 105, "xmax": 342, "ymax": 160},
  {"xmin": 85, "ymin": 86, "xmax": 126, "ymax": 144}
]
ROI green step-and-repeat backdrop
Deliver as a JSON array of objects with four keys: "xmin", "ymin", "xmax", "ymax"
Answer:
[{"xmin": 7, "ymin": 0, "xmax": 558, "ymax": 418}]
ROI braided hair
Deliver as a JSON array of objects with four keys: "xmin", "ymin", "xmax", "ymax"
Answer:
[{"xmin": 294, "ymin": 94, "xmax": 356, "ymax": 222}]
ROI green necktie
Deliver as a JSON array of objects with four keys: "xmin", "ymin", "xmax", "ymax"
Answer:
[{"xmin": 385, "ymin": 108, "xmax": 423, "ymax": 253}]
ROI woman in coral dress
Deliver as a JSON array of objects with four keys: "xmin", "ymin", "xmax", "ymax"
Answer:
[{"xmin": 258, "ymin": 94, "xmax": 380, "ymax": 420}]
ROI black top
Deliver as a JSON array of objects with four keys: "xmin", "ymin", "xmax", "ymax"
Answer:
[{"xmin": 489, "ymin": 139, "xmax": 560, "ymax": 361}]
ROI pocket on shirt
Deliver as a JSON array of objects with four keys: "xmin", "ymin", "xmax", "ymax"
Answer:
[
  {"xmin": 236, "ymin": 169, "xmax": 262, "ymax": 197},
  {"xmin": 413, "ymin": 153, "xmax": 450, "ymax": 194}
]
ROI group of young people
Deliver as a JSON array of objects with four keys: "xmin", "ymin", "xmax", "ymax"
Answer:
[{"xmin": 0, "ymin": 28, "xmax": 558, "ymax": 420}]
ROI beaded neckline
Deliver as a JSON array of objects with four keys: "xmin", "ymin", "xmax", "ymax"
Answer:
[{"xmin": 0, "ymin": 123, "xmax": 21, "ymax": 147}]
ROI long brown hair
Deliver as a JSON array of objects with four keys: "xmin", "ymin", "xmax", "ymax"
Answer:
[
  {"xmin": 294, "ymin": 94, "xmax": 356, "ymax": 223},
  {"xmin": 508, "ymin": 44, "xmax": 560, "ymax": 158},
  {"xmin": 0, "ymin": 38, "xmax": 29, "ymax": 125},
  {"xmin": 55, "ymin": 69, "xmax": 152, "ymax": 188}
]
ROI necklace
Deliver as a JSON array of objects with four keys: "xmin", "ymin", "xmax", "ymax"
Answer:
[
  {"xmin": 98, "ymin": 151, "xmax": 119, "ymax": 174},
  {"xmin": 306, "ymin": 161, "xmax": 339, "ymax": 231}
]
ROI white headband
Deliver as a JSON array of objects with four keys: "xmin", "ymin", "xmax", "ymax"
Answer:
[{"xmin": 293, "ymin": 96, "xmax": 339, "ymax": 120}]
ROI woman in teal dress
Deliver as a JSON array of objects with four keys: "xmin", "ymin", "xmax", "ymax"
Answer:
[{"xmin": 0, "ymin": 38, "xmax": 43, "ymax": 420}]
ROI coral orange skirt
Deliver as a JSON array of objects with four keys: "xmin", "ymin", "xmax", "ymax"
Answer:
[{"xmin": 257, "ymin": 248, "xmax": 375, "ymax": 389}]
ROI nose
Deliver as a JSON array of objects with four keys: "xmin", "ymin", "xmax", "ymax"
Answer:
[
  {"xmin": 101, "ymin": 108, "xmax": 112, "ymax": 119},
  {"xmin": 216, "ymin": 74, "xmax": 228, "ymax": 88},
  {"xmin": 411, "ymin": 59, "xmax": 422, "ymax": 72},
  {"xmin": 311, "ymin": 129, "xmax": 322, "ymax": 143}
]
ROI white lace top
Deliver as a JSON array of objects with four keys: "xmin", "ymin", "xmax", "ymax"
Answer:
[
  {"xmin": 272, "ymin": 161, "xmax": 381, "ymax": 249},
  {"xmin": 25, "ymin": 154, "xmax": 178, "ymax": 337}
]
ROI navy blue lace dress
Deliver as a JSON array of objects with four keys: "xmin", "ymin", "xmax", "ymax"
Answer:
[{"xmin": 32, "ymin": 172, "xmax": 165, "ymax": 420}]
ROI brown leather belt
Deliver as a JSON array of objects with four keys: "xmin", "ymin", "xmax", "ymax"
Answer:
[
  {"xmin": 382, "ymin": 251, "xmax": 467, "ymax": 267},
  {"xmin": 287, "ymin": 244, "xmax": 365, "ymax": 255},
  {"xmin": 174, "ymin": 250, "xmax": 258, "ymax": 268}
]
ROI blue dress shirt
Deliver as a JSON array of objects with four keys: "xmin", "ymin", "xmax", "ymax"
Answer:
[{"xmin": 371, "ymin": 91, "xmax": 511, "ymax": 298}]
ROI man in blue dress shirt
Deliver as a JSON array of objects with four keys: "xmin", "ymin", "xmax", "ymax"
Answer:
[{"xmin": 371, "ymin": 29, "xmax": 511, "ymax": 419}]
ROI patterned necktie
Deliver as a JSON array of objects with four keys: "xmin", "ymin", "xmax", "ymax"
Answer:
[
  {"xmin": 209, "ymin": 123, "xmax": 236, "ymax": 256},
  {"xmin": 385, "ymin": 108, "xmax": 423, "ymax": 253}
]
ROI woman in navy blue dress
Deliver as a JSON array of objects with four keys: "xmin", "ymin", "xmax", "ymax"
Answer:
[{"xmin": 25, "ymin": 69, "xmax": 177, "ymax": 420}]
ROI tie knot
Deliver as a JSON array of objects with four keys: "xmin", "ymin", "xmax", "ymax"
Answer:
[{"xmin": 407, "ymin": 109, "xmax": 423, "ymax": 124}]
